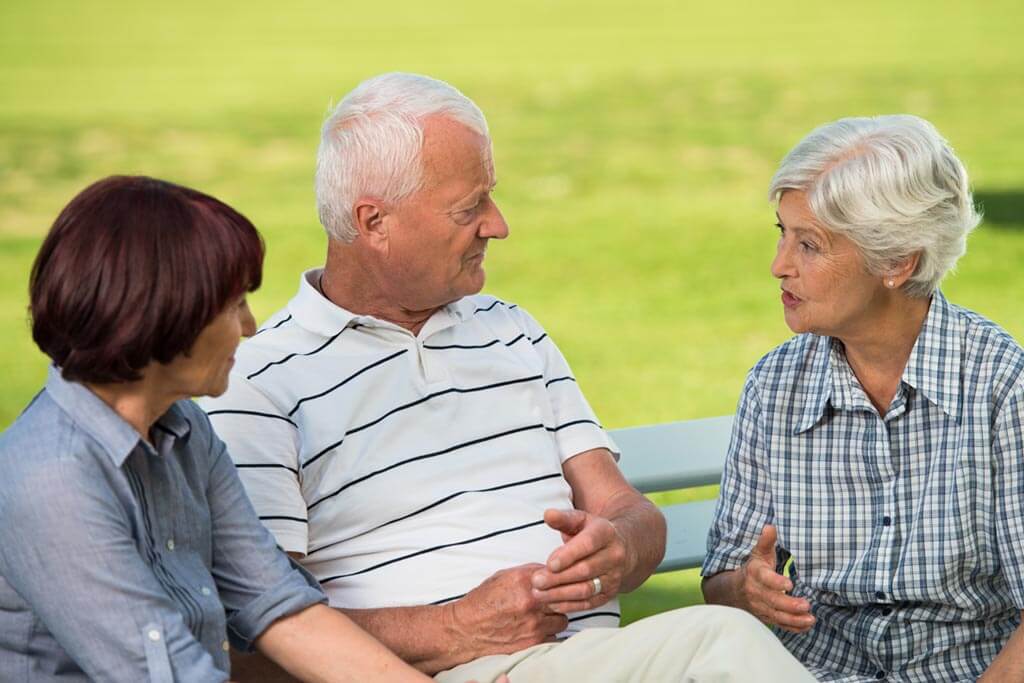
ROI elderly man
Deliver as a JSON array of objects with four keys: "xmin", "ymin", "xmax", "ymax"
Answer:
[{"xmin": 203, "ymin": 72, "xmax": 811, "ymax": 682}]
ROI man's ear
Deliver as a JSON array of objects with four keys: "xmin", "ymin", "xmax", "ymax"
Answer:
[{"xmin": 352, "ymin": 198, "xmax": 389, "ymax": 253}]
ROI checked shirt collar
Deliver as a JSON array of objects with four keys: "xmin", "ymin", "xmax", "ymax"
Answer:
[{"xmin": 793, "ymin": 290, "xmax": 962, "ymax": 434}]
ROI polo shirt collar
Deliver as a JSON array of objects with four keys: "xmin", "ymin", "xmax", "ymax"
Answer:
[
  {"xmin": 44, "ymin": 366, "xmax": 192, "ymax": 466},
  {"xmin": 289, "ymin": 267, "xmax": 479, "ymax": 339},
  {"xmin": 900, "ymin": 291, "xmax": 962, "ymax": 418}
]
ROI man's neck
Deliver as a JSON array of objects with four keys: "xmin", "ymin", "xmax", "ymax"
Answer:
[{"xmin": 320, "ymin": 246, "xmax": 442, "ymax": 336}]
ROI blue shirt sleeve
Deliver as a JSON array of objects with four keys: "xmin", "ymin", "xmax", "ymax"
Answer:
[
  {"xmin": 0, "ymin": 452, "xmax": 228, "ymax": 682},
  {"xmin": 199, "ymin": 415, "xmax": 327, "ymax": 651}
]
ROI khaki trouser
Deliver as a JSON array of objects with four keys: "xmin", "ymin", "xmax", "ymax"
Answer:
[{"xmin": 435, "ymin": 605, "xmax": 814, "ymax": 683}]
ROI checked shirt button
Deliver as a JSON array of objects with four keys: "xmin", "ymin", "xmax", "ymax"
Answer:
[{"xmin": 874, "ymin": 671, "xmax": 886, "ymax": 680}]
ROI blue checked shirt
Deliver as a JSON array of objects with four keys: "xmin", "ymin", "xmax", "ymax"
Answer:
[{"xmin": 704, "ymin": 292, "xmax": 1024, "ymax": 682}]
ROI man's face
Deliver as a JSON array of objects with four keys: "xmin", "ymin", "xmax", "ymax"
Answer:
[{"xmin": 382, "ymin": 116, "xmax": 509, "ymax": 311}]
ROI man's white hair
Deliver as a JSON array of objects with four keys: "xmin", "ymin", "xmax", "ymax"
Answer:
[
  {"xmin": 768, "ymin": 114, "xmax": 981, "ymax": 298},
  {"xmin": 315, "ymin": 72, "xmax": 489, "ymax": 243}
]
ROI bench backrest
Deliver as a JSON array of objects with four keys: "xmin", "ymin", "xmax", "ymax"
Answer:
[{"xmin": 609, "ymin": 415, "xmax": 733, "ymax": 572}]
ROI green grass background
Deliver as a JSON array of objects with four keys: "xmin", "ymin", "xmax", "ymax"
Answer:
[{"xmin": 2, "ymin": 1, "xmax": 1022, "ymax": 622}]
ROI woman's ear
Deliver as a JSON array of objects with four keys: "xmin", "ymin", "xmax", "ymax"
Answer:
[{"xmin": 886, "ymin": 251, "xmax": 921, "ymax": 289}]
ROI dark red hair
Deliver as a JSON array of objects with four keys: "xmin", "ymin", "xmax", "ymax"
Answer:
[{"xmin": 30, "ymin": 175, "xmax": 264, "ymax": 383}]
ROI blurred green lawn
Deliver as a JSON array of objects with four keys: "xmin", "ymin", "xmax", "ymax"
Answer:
[{"xmin": 2, "ymin": 0, "xmax": 1022, "ymax": 623}]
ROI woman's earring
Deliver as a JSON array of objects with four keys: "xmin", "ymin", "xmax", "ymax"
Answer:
[{"xmin": 887, "ymin": 279, "xmax": 896, "ymax": 288}]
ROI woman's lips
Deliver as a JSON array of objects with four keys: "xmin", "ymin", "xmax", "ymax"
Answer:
[{"xmin": 781, "ymin": 291, "xmax": 801, "ymax": 307}]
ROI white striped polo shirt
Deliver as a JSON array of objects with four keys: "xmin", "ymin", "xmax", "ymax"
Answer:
[{"xmin": 201, "ymin": 269, "xmax": 620, "ymax": 631}]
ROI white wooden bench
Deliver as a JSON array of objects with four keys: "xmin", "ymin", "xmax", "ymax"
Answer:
[{"xmin": 610, "ymin": 415, "xmax": 733, "ymax": 573}]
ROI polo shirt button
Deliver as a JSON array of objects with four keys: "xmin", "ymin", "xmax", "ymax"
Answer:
[
  {"xmin": 222, "ymin": 640, "xmax": 230, "ymax": 652},
  {"xmin": 201, "ymin": 587, "xmax": 212, "ymax": 596},
  {"xmin": 148, "ymin": 629, "xmax": 161, "ymax": 641},
  {"xmin": 875, "ymin": 591, "xmax": 886, "ymax": 600},
  {"xmin": 166, "ymin": 539, "xmax": 175, "ymax": 551}
]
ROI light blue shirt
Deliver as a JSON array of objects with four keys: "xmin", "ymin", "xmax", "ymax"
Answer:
[
  {"xmin": 0, "ymin": 367, "xmax": 326, "ymax": 682},
  {"xmin": 705, "ymin": 292, "xmax": 1024, "ymax": 681}
]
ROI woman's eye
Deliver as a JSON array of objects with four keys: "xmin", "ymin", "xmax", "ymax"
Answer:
[{"xmin": 800, "ymin": 241, "xmax": 819, "ymax": 253}]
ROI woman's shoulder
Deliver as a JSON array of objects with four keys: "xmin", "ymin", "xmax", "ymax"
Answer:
[
  {"xmin": 949, "ymin": 302, "xmax": 1024, "ymax": 394},
  {"xmin": 749, "ymin": 333, "xmax": 829, "ymax": 380}
]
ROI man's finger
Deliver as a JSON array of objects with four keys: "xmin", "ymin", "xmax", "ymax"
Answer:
[
  {"xmin": 532, "ymin": 558, "xmax": 597, "ymax": 589},
  {"xmin": 543, "ymin": 508, "xmax": 586, "ymax": 536},
  {"xmin": 532, "ymin": 576, "xmax": 599, "ymax": 603},
  {"xmin": 545, "ymin": 525, "xmax": 606, "ymax": 573}
]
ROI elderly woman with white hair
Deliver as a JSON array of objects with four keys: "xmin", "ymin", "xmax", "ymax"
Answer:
[{"xmin": 702, "ymin": 115, "xmax": 1024, "ymax": 681}]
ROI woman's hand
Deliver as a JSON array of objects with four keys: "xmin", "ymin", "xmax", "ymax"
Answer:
[{"xmin": 735, "ymin": 525, "xmax": 815, "ymax": 633}]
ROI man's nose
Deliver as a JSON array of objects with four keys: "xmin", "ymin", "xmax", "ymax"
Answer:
[{"xmin": 479, "ymin": 200, "xmax": 509, "ymax": 240}]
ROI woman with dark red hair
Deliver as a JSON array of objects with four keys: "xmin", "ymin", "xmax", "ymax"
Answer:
[{"xmin": 0, "ymin": 176, "xmax": 427, "ymax": 682}]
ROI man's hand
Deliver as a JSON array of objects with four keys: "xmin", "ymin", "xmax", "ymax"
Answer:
[
  {"xmin": 447, "ymin": 563, "xmax": 569, "ymax": 659},
  {"xmin": 735, "ymin": 525, "xmax": 814, "ymax": 633},
  {"xmin": 528, "ymin": 508, "xmax": 631, "ymax": 613}
]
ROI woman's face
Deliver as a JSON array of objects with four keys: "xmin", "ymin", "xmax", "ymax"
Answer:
[
  {"xmin": 771, "ymin": 190, "xmax": 887, "ymax": 339},
  {"xmin": 164, "ymin": 297, "xmax": 256, "ymax": 398}
]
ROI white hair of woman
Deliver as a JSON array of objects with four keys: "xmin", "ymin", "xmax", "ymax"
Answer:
[
  {"xmin": 768, "ymin": 114, "xmax": 981, "ymax": 298},
  {"xmin": 315, "ymin": 72, "xmax": 490, "ymax": 243}
]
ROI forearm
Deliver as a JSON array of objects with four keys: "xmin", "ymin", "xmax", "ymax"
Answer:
[
  {"xmin": 980, "ymin": 614, "xmax": 1024, "ymax": 682},
  {"xmin": 598, "ymin": 489, "xmax": 666, "ymax": 592},
  {"xmin": 256, "ymin": 604, "xmax": 429, "ymax": 682},
  {"xmin": 340, "ymin": 603, "xmax": 471, "ymax": 675},
  {"xmin": 701, "ymin": 569, "xmax": 745, "ymax": 609}
]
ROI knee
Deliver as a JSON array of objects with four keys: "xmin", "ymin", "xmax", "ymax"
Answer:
[
  {"xmin": 686, "ymin": 604, "xmax": 765, "ymax": 636},
  {"xmin": 704, "ymin": 604, "xmax": 762, "ymax": 627}
]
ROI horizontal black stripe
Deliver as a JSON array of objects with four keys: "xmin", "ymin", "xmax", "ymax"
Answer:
[
  {"xmin": 567, "ymin": 610, "xmax": 621, "ymax": 623},
  {"xmin": 235, "ymin": 462, "xmax": 299, "ymax": 475},
  {"xmin": 206, "ymin": 409, "xmax": 297, "ymax": 427},
  {"xmin": 254, "ymin": 314, "xmax": 293, "ymax": 336},
  {"xmin": 288, "ymin": 349, "xmax": 408, "ymax": 416},
  {"xmin": 472, "ymin": 300, "xmax": 518, "ymax": 314},
  {"xmin": 423, "ymin": 338, "xmax": 500, "ymax": 351},
  {"xmin": 308, "ymin": 424, "xmax": 548, "ymax": 510},
  {"xmin": 302, "ymin": 374, "xmax": 544, "ymax": 470},
  {"xmin": 259, "ymin": 515, "xmax": 308, "ymax": 524},
  {"xmin": 473, "ymin": 300, "xmax": 501, "ymax": 314},
  {"xmin": 320, "ymin": 520, "xmax": 545, "ymax": 583},
  {"xmin": 247, "ymin": 328, "xmax": 346, "ymax": 380},
  {"xmin": 422, "ymin": 333, "xmax": 528, "ymax": 351},
  {"xmin": 531, "ymin": 333, "xmax": 547, "ymax": 345},
  {"xmin": 368, "ymin": 474, "xmax": 562, "ymax": 534},
  {"xmin": 429, "ymin": 593, "xmax": 467, "ymax": 605},
  {"xmin": 308, "ymin": 474, "xmax": 562, "ymax": 558},
  {"xmin": 545, "ymin": 376, "xmax": 576, "ymax": 387},
  {"xmin": 546, "ymin": 418, "xmax": 602, "ymax": 432}
]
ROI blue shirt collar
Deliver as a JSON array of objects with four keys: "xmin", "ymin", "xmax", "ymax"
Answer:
[
  {"xmin": 44, "ymin": 366, "xmax": 192, "ymax": 467},
  {"xmin": 792, "ymin": 291, "xmax": 961, "ymax": 434}
]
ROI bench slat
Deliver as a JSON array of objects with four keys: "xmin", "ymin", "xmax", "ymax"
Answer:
[
  {"xmin": 612, "ymin": 415, "xmax": 733, "ymax": 494},
  {"xmin": 656, "ymin": 499, "xmax": 719, "ymax": 573}
]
